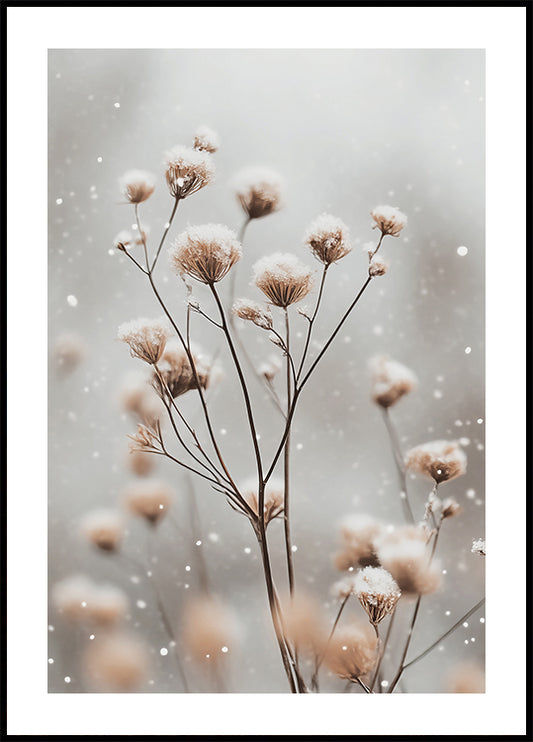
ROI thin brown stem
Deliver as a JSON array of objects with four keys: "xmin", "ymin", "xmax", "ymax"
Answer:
[
  {"xmin": 370, "ymin": 606, "xmax": 397, "ymax": 692},
  {"xmin": 381, "ymin": 407, "xmax": 415, "ymax": 524},
  {"xmin": 296, "ymin": 264, "xmax": 328, "ymax": 381},
  {"xmin": 283, "ymin": 308, "xmax": 295, "ymax": 597},
  {"xmin": 311, "ymin": 594, "xmax": 350, "ymax": 690},
  {"xmin": 150, "ymin": 197, "xmax": 179, "ymax": 273}
]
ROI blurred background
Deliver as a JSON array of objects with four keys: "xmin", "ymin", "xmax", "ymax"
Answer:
[{"xmin": 48, "ymin": 49, "xmax": 485, "ymax": 693}]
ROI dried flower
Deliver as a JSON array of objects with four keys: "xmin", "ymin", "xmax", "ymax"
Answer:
[
  {"xmin": 283, "ymin": 593, "xmax": 328, "ymax": 657},
  {"xmin": 233, "ymin": 167, "xmax": 283, "ymax": 220},
  {"xmin": 120, "ymin": 374, "xmax": 165, "ymax": 426},
  {"xmin": 83, "ymin": 631, "xmax": 150, "ymax": 691},
  {"xmin": 53, "ymin": 333, "xmax": 86, "ymax": 374},
  {"xmin": 169, "ymin": 224, "xmax": 241, "ymax": 284},
  {"xmin": 193, "ymin": 125, "xmax": 219, "ymax": 153},
  {"xmin": 353, "ymin": 566, "xmax": 401, "ymax": 625},
  {"xmin": 304, "ymin": 213, "xmax": 352, "ymax": 266},
  {"xmin": 181, "ymin": 596, "xmax": 239, "ymax": 663},
  {"xmin": 441, "ymin": 497, "xmax": 463, "ymax": 520},
  {"xmin": 117, "ymin": 317, "xmax": 171, "ymax": 365},
  {"xmin": 123, "ymin": 480, "xmax": 173, "ymax": 525},
  {"xmin": 152, "ymin": 340, "xmax": 211, "ymax": 399},
  {"xmin": 253, "ymin": 253, "xmax": 314, "ymax": 308},
  {"xmin": 405, "ymin": 440, "xmax": 467, "ymax": 484},
  {"xmin": 369, "ymin": 355, "xmax": 417, "ymax": 408},
  {"xmin": 119, "ymin": 169, "xmax": 155, "ymax": 205},
  {"xmin": 376, "ymin": 529, "xmax": 441, "ymax": 596},
  {"xmin": 371, "ymin": 205, "xmax": 407, "ymax": 237},
  {"xmin": 232, "ymin": 298, "xmax": 273, "ymax": 330},
  {"xmin": 334, "ymin": 514, "xmax": 383, "ymax": 571},
  {"xmin": 241, "ymin": 477, "xmax": 284, "ymax": 525},
  {"xmin": 128, "ymin": 423, "xmax": 160, "ymax": 453},
  {"xmin": 471, "ymin": 538, "xmax": 486, "ymax": 556},
  {"xmin": 325, "ymin": 624, "xmax": 378, "ymax": 681},
  {"xmin": 369, "ymin": 254, "xmax": 389, "ymax": 277},
  {"xmin": 447, "ymin": 662, "xmax": 485, "ymax": 693},
  {"xmin": 165, "ymin": 145, "xmax": 214, "ymax": 200},
  {"xmin": 80, "ymin": 508, "xmax": 124, "ymax": 552}
]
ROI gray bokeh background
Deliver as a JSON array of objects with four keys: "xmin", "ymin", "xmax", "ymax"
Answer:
[{"xmin": 48, "ymin": 49, "xmax": 485, "ymax": 693}]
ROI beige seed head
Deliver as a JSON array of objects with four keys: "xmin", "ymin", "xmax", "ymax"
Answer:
[
  {"xmin": 164, "ymin": 145, "xmax": 214, "ymax": 199},
  {"xmin": 334, "ymin": 514, "xmax": 383, "ymax": 572},
  {"xmin": 441, "ymin": 497, "xmax": 463, "ymax": 520},
  {"xmin": 325, "ymin": 623, "xmax": 378, "ymax": 681},
  {"xmin": 371, "ymin": 205, "xmax": 408, "ymax": 237},
  {"xmin": 369, "ymin": 254, "xmax": 389, "ymax": 277},
  {"xmin": 447, "ymin": 661, "xmax": 485, "ymax": 693},
  {"xmin": 127, "ymin": 448, "xmax": 156, "ymax": 476},
  {"xmin": 53, "ymin": 333, "xmax": 86, "ymax": 375},
  {"xmin": 181, "ymin": 596, "xmax": 239, "ymax": 664},
  {"xmin": 119, "ymin": 169, "xmax": 155, "ymax": 205},
  {"xmin": 233, "ymin": 167, "xmax": 283, "ymax": 220},
  {"xmin": 86, "ymin": 584, "xmax": 130, "ymax": 626},
  {"xmin": 193, "ymin": 125, "xmax": 219, "ymax": 154},
  {"xmin": 80, "ymin": 508, "xmax": 124, "ymax": 552},
  {"xmin": 83, "ymin": 631, "xmax": 150, "ymax": 691},
  {"xmin": 369, "ymin": 355, "xmax": 417, "ymax": 408},
  {"xmin": 253, "ymin": 252, "xmax": 314, "ymax": 308},
  {"xmin": 240, "ymin": 477, "xmax": 284, "ymax": 526},
  {"xmin": 123, "ymin": 479, "xmax": 173, "ymax": 525},
  {"xmin": 51, "ymin": 575, "xmax": 94, "ymax": 622},
  {"xmin": 232, "ymin": 298, "xmax": 273, "ymax": 330},
  {"xmin": 304, "ymin": 213, "xmax": 352, "ymax": 266},
  {"xmin": 117, "ymin": 317, "xmax": 171, "ymax": 365},
  {"xmin": 152, "ymin": 340, "xmax": 211, "ymax": 400},
  {"xmin": 376, "ymin": 531, "xmax": 442, "ymax": 596},
  {"xmin": 405, "ymin": 440, "xmax": 467, "ymax": 484},
  {"xmin": 353, "ymin": 566, "xmax": 401, "ymax": 625},
  {"xmin": 169, "ymin": 224, "xmax": 241, "ymax": 284},
  {"xmin": 282, "ymin": 592, "xmax": 328, "ymax": 657}
]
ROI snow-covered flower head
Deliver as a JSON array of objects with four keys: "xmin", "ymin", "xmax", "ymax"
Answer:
[
  {"xmin": 51, "ymin": 575, "xmax": 95, "ymax": 622},
  {"xmin": 354, "ymin": 566, "xmax": 401, "ymax": 625},
  {"xmin": 371, "ymin": 205, "xmax": 407, "ymax": 237},
  {"xmin": 86, "ymin": 584, "xmax": 130, "ymax": 626},
  {"xmin": 123, "ymin": 480, "xmax": 173, "ymax": 525},
  {"xmin": 80, "ymin": 508, "xmax": 124, "ymax": 553},
  {"xmin": 233, "ymin": 167, "xmax": 284, "ymax": 220},
  {"xmin": 325, "ymin": 623, "xmax": 378, "ymax": 681},
  {"xmin": 152, "ymin": 340, "xmax": 211, "ymax": 399},
  {"xmin": 164, "ymin": 145, "xmax": 215, "ymax": 199},
  {"xmin": 193, "ymin": 125, "xmax": 219, "ymax": 154},
  {"xmin": 257, "ymin": 355, "xmax": 282, "ymax": 383},
  {"xmin": 441, "ymin": 497, "xmax": 463, "ymax": 520},
  {"xmin": 181, "ymin": 596, "xmax": 240, "ymax": 663},
  {"xmin": 119, "ymin": 169, "xmax": 155, "ymax": 205},
  {"xmin": 83, "ymin": 631, "xmax": 150, "ymax": 691},
  {"xmin": 471, "ymin": 538, "xmax": 485, "ymax": 556},
  {"xmin": 117, "ymin": 317, "xmax": 171, "ymax": 365},
  {"xmin": 369, "ymin": 355, "xmax": 417, "ymax": 409},
  {"xmin": 232, "ymin": 298, "xmax": 273, "ymax": 330},
  {"xmin": 369, "ymin": 254, "xmax": 389, "ymax": 277},
  {"xmin": 405, "ymin": 440, "xmax": 467, "ymax": 484},
  {"xmin": 120, "ymin": 372, "xmax": 165, "ymax": 426},
  {"xmin": 128, "ymin": 423, "xmax": 160, "ymax": 453},
  {"xmin": 169, "ymin": 224, "xmax": 241, "ymax": 284},
  {"xmin": 240, "ymin": 476, "xmax": 284, "ymax": 526},
  {"xmin": 304, "ymin": 213, "xmax": 352, "ymax": 266},
  {"xmin": 253, "ymin": 253, "xmax": 314, "ymax": 308}
]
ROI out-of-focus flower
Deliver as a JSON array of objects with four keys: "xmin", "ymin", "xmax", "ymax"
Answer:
[
  {"xmin": 128, "ymin": 423, "xmax": 160, "ymax": 453},
  {"xmin": 80, "ymin": 508, "xmax": 124, "ymax": 552},
  {"xmin": 405, "ymin": 440, "xmax": 467, "ymax": 484},
  {"xmin": 193, "ymin": 125, "xmax": 219, "ymax": 154},
  {"xmin": 127, "ymin": 448, "xmax": 156, "ymax": 476},
  {"xmin": 334, "ymin": 514, "xmax": 383, "ymax": 572},
  {"xmin": 304, "ymin": 213, "xmax": 352, "ymax": 266},
  {"xmin": 283, "ymin": 592, "xmax": 328, "ymax": 657},
  {"xmin": 165, "ymin": 145, "xmax": 214, "ymax": 200},
  {"xmin": 53, "ymin": 333, "xmax": 86, "ymax": 374},
  {"xmin": 376, "ymin": 527, "xmax": 442, "ymax": 596},
  {"xmin": 86, "ymin": 585, "xmax": 130, "ymax": 626},
  {"xmin": 369, "ymin": 355, "xmax": 417, "ymax": 409},
  {"xmin": 253, "ymin": 253, "xmax": 314, "ymax": 308},
  {"xmin": 51, "ymin": 575, "xmax": 94, "ymax": 622},
  {"xmin": 353, "ymin": 566, "xmax": 401, "ymax": 625},
  {"xmin": 447, "ymin": 661, "xmax": 485, "ymax": 693},
  {"xmin": 83, "ymin": 631, "xmax": 150, "ymax": 691},
  {"xmin": 257, "ymin": 355, "xmax": 282, "ymax": 383},
  {"xmin": 371, "ymin": 205, "xmax": 407, "ymax": 237},
  {"xmin": 181, "ymin": 595, "xmax": 240, "ymax": 664},
  {"xmin": 152, "ymin": 340, "xmax": 211, "ymax": 399},
  {"xmin": 119, "ymin": 170, "xmax": 155, "ymax": 205},
  {"xmin": 169, "ymin": 224, "xmax": 241, "ymax": 284},
  {"xmin": 117, "ymin": 317, "xmax": 171, "ymax": 365},
  {"xmin": 123, "ymin": 480, "xmax": 173, "ymax": 525},
  {"xmin": 441, "ymin": 497, "xmax": 463, "ymax": 520},
  {"xmin": 325, "ymin": 623, "xmax": 378, "ymax": 681},
  {"xmin": 232, "ymin": 298, "xmax": 273, "ymax": 330},
  {"xmin": 233, "ymin": 167, "xmax": 283, "ymax": 220}
]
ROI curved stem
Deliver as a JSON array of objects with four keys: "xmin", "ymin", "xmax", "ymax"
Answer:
[
  {"xmin": 311, "ymin": 594, "xmax": 350, "ymax": 690},
  {"xmin": 381, "ymin": 407, "xmax": 415, "ymax": 524},
  {"xmin": 150, "ymin": 197, "xmax": 179, "ymax": 273},
  {"xmin": 296, "ymin": 264, "xmax": 328, "ymax": 381},
  {"xmin": 370, "ymin": 606, "xmax": 397, "ymax": 692},
  {"xmin": 283, "ymin": 308, "xmax": 295, "ymax": 597}
]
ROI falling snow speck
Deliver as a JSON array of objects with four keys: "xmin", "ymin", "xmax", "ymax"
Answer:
[
  {"xmin": 64, "ymin": 677, "xmax": 71, "ymax": 684},
  {"xmin": 56, "ymin": 198, "xmax": 63, "ymax": 205},
  {"xmin": 465, "ymin": 347, "xmax": 472, "ymax": 354},
  {"xmin": 221, "ymin": 646, "xmax": 229, "ymax": 653},
  {"xmin": 97, "ymin": 156, "xmax": 103, "ymax": 163},
  {"xmin": 457, "ymin": 246, "xmax": 468, "ymax": 257},
  {"xmin": 160, "ymin": 648, "xmax": 168, "ymax": 656},
  {"xmin": 67, "ymin": 295, "xmax": 78, "ymax": 307},
  {"xmin": 195, "ymin": 540, "xmax": 202, "ymax": 546},
  {"xmin": 136, "ymin": 600, "xmax": 147, "ymax": 609},
  {"xmin": 48, "ymin": 658, "xmax": 54, "ymax": 664},
  {"xmin": 114, "ymin": 102, "xmax": 121, "ymax": 109}
]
